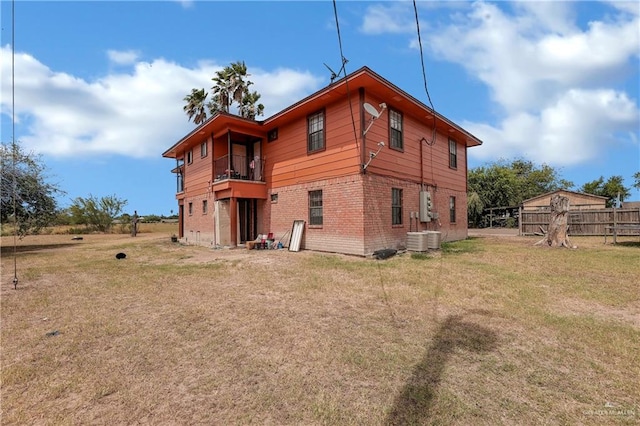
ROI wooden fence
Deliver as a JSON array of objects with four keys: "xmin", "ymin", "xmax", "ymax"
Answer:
[{"xmin": 519, "ymin": 207, "xmax": 640, "ymax": 236}]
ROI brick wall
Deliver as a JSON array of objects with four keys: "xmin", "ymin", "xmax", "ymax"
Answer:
[
  {"xmin": 266, "ymin": 175, "xmax": 366, "ymax": 255},
  {"xmin": 362, "ymin": 175, "xmax": 468, "ymax": 254},
  {"xmin": 182, "ymin": 192, "xmax": 215, "ymax": 246},
  {"xmin": 262, "ymin": 173, "xmax": 469, "ymax": 256}
]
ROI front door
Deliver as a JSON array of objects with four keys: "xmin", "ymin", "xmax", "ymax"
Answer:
[{"xmin": 238, "ymin": 199, "xmax": 257, "ymax": 243}]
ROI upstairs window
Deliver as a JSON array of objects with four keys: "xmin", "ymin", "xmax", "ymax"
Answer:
[
  {"xmin": 392, "ymin": 188, "xmax": 403, "ymax": 225},
  {"xmin": 202, "ymin": 200, "xmax": 208, "ymax": 214},
  {"xmin": 201, "ymin": 142, "xmax": 208, "ymax": 158},
  {"xmin": 389, "ymin": 109, "xmax": 403, "ymax": 151},
  {"xmin": 186, "ymin": 150, "xmax": 193, "ymax": 165},
  {"xmin": 308, "ymin": 110, "xmax": 325, "ymax": 153},
  {"xmin": 309, "ymin": 190, "xmax": 323, "ymax": 226},
  {"xmin": 449, "ymin": 139, "xmax": 457, "ymax": 169}
]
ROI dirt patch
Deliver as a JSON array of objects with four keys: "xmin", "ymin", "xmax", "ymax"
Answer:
[{"xmin": 553, "ymin": 298, "xmax": 640, "ymax": 329}]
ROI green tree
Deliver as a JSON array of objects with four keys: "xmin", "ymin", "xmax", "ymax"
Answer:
[
  {"xmin": 467, "ymin": 191, "xmax": 484, "ymax": 227},
  {"xmin": 1, "ymin": 141, "xmax": 64, "ymax": 237},
  {"xmin": 632, "ymin": 171, "xmax": 640, "ymax": 190},
  {"xmin": 183, "ymin": 61, "xmax": 264, "ymax": 124},
  {"xmin": 580, "ymin": 175, "xmax": 630, "ymax": 207},
  {"xmin": 468, "ymin": 159, "xmax": 572, "ymax": 209},
  {"xmin": 69, "ymin": 194, "xmax": 127, "ymax": 232},
  {"xmin": 467, "ymin": 159, "xmax": 573, "ymax": 226},
  {"xmin": 183, "ymin": 88, "xmax": 208, "ymax": 125},
  {"xmin": 240, "ymin": 89, "xmax": 265, "ymax": 120}
]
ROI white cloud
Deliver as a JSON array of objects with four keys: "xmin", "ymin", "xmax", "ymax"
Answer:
[
  {"xmin": 512, "ymin": 1, "xmax": 578, "ymax": 35},
  {"xmin": 107, "ymin": 49, "xmax": 140, "ymax": 66},
  {"xmin": 0, "ymin": 45, "xmax": 323, "ymax": 158},
  {"xmin": 359, "ymin": 3, "xmax": 415, "ymax": 35},
  {"xmin": 606, "ymin": 0, "xmax": 640, "ymax": 16},
  {"xmin": 465, "ymin": 89, "xmax": 639, "ymax": 166},
  {"xmin": 372, "ymin": 0, "xmax": 640, "ymax": 167}
]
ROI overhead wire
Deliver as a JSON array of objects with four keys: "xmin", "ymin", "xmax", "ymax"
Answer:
[
  {"xmin": 412, "ymin": 0, "xmax": 437, "ymax": 142},
  {"xmin": 331, "ymin": 0, "xmax": 360, "ymax": 158},
  {"xmin": 412, "ymin": 0, "xmax": 445, "ymax": 323},
  {"xmin": 330, "ymin": 0, "xmax": 401, "ymax": 326},
  {"xmin": 412, "ymin": 0, "xmax": 437, "ymax": 186}
]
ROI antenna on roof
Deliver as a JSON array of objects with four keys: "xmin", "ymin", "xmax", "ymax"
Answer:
[
  {"xmin": 324, "ymin": 57, "xmax": 348, "ymax": 84},
  {"xmin": 324, "ymin": 63, "xmax": 338, "ymax": 83}
]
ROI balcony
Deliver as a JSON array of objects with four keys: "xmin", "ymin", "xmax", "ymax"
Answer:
[
  {"xmin": 212, "ymin": 154, "xmax": 267, "ymax": 200},
  {"xmin": 214, "ymin": 154, "xmax": 265, "ymax": 182}
]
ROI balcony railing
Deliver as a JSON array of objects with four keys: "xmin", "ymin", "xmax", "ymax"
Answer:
[{"xmin": 214, "ymin": 154, "xmax": 265, "ymax": 182}]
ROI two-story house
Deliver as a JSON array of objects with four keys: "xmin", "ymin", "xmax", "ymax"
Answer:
[{"xmin": 162, "ymin": 66, "xmax": 482, "ymax": 256}]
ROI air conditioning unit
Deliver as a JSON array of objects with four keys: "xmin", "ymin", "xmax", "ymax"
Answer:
[
  {"xmin": 406, "ymin": 232, "xmax": 429, "ymax": 252},
  {"xmin": 425, "ymin": 231, "xmax": 442, "ymax": 250}
]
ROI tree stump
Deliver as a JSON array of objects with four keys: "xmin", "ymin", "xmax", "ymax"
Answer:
[{"xmin": 535, "ymin": 194, "xmax": 576, "ymax": 248}]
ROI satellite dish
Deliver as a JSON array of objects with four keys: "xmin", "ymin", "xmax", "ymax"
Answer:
[{"xmin": 364, "ymin": 102, "xmax": 381, "ymax": 118}]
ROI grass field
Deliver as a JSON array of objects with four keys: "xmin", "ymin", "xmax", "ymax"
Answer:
[{"xmin": 1, "ymin": 226, "xmax": 638, "ymax": 425}]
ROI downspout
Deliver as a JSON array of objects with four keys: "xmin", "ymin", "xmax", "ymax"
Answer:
[
  {"xmin": 465, "ymin": 144, "xmax": 468, "ymax": 194},
  {"xmin": 465, "ymin": 143, "xmax": 470, "ymax": 236},
  {"xmin": 420, "ymin": 136, "xmax": 424, "ymax": 188},
  {"xmin": 359, "ymin": 87, "xmax": 366, "ymax": 173},
  {"xmin": 211, "ymin": 132, "xmax": 216, "ymax": 246}
]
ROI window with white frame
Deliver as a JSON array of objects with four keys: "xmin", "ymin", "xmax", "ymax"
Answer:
[
  {"xmin": 309, "ymin": 190, "xmax": 323, "ymax": 225},
  {"xmin": 201, "ymin": 142, "xmax": 208, "ymax": 158}
]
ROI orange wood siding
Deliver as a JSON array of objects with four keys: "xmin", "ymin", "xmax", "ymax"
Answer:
[
  {"xmin": 265, "ymin": 98, "xmax": 362, "ymax": 188},
  {"xmin": 362, "ymin": 94, "xmax": 467, "ymax": 193},
  {"xmin": 183, "ymin": 137, "xmax": 213, "ymax": 194}
]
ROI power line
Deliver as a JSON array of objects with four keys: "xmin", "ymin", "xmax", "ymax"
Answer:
[
  {"xmin": 412, "ymin": 0, "xmax": 437, "ymax": 186},
  {"xmin": 412, "ymin": 0, "xmax": 437, "ymax": 147},
  {"xmin": 331, "ymin": 0, "xmax": 359, "ymax": 157}
]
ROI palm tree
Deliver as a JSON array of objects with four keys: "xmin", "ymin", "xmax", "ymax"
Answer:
[
  {"xmin": 209, "ymin": 67, "xmax": 232, "ymax": 114},
  {"xmin": 210, "ymin": 61, "xmax": 249, "ymax": 115},
  {"xmin": 183, "ymin": 88, "xmax": 208, "ymax": 125},
  {"xmin": 228, "ymin": 61, "xmax": 250, "ymax": 111},
  {"xmin": 240, "ymin": 89, "xmax": 264, "ymax": 120},
  {"xmin": 183, "ymin": 61, "xmax": 265, "ymax": 124}
]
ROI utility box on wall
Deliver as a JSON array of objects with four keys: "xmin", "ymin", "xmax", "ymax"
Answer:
[{"xmin": 419, "ymin": 191, "xmax": 433, "ymax": 222}]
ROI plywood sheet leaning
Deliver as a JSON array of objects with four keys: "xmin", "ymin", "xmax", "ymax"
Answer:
[{"xmin": 289, "ymin": 220, "xmax": 305, "ymax": 252}]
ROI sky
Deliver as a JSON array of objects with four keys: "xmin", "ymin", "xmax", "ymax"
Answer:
[{"xmin": 1, "ymin": 0, "xmax": 639, "ymax": 216}]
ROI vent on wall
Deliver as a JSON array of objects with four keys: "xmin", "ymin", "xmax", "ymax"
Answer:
[{"xmin": 268, "ymin": 128, "xmax": 278, "ymax": 142}]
